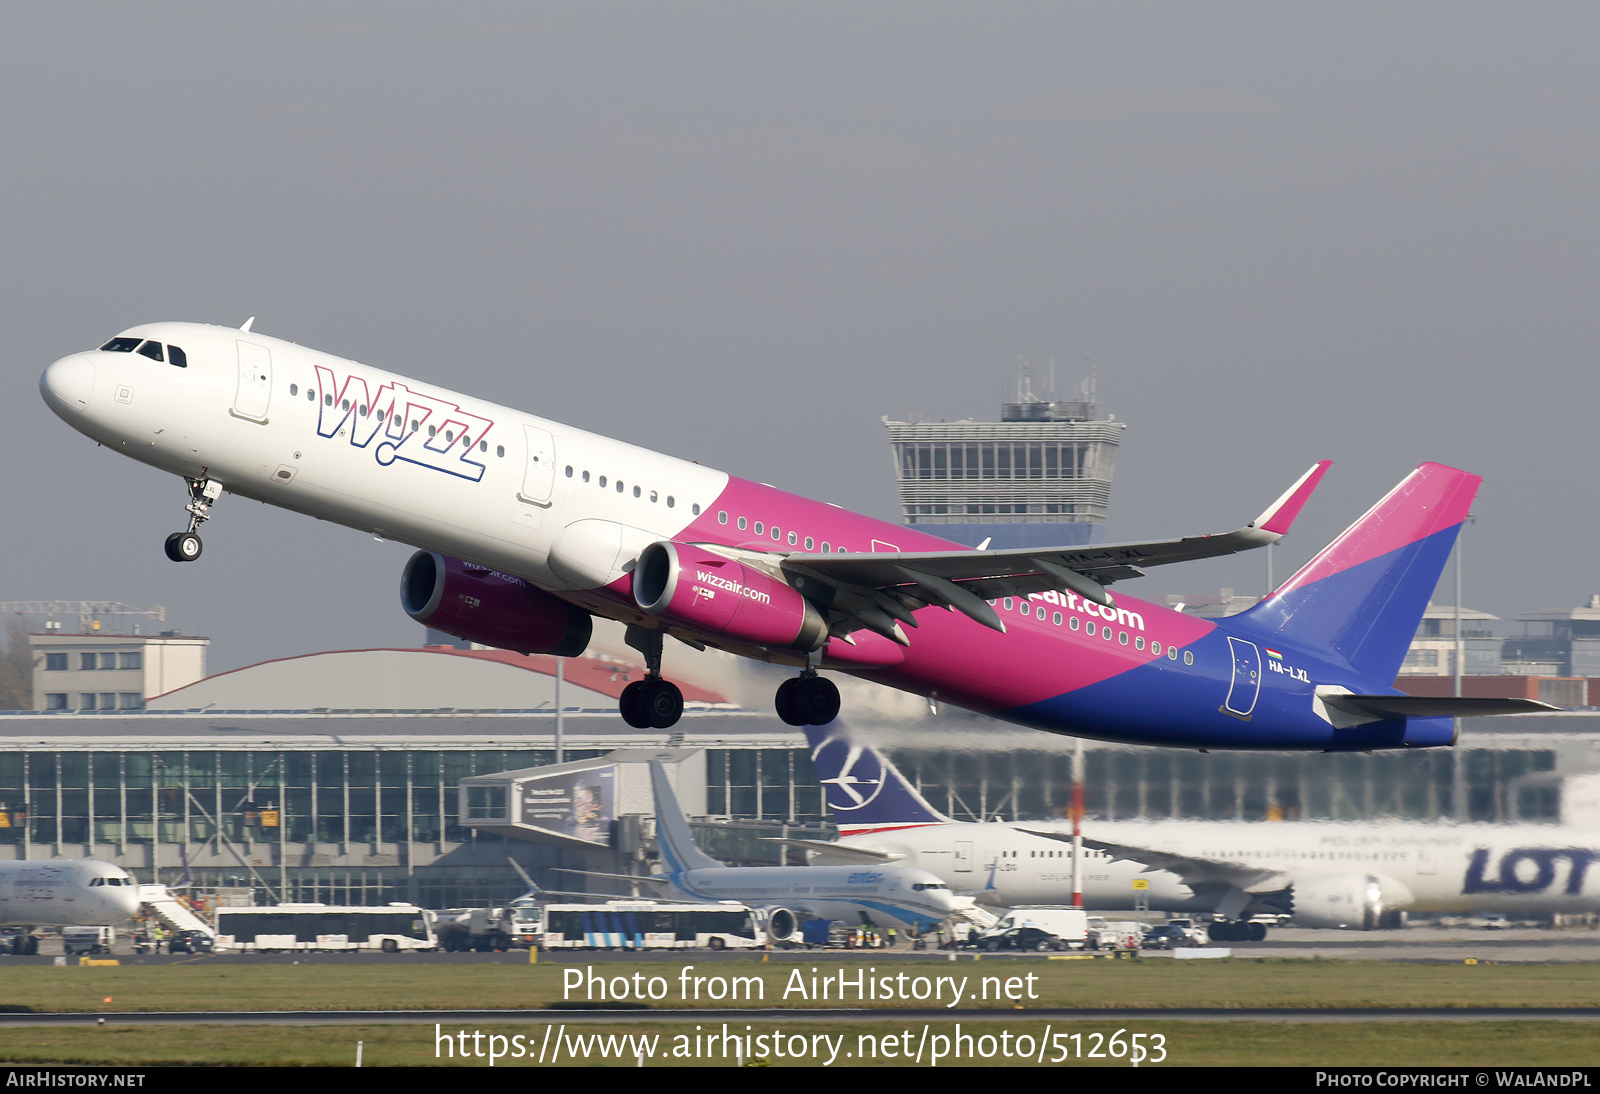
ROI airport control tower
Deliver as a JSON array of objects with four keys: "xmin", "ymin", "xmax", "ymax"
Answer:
[{"xmin": 884, "ymin": 362, "xmax": 1125, "ymax": 550}]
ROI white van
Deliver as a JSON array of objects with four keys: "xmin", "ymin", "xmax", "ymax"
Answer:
[
  {"xmin": 62, "ymin": 925, "xmax": 115, "ymax": 956},
  {"xmin": 976, "ymin": 906, "xmax": 1088, "ymax": 951}
]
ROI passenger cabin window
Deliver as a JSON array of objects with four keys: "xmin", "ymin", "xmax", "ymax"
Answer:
[
  {"xmin": 168, "ymin": 345, "xmax": 188, "ymax": 368},
  {"xmin": 136, "ymin": 340, "xmax": 164, "ymax": 362},
  {"xmin": 99, "ymin": 337, "xmax": 140, "ymax": 352}
]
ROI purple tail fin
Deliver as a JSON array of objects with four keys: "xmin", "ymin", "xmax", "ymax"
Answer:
[
  {"xmin": 802, "ymin": 723, "xmax": 950, "ymax": 835},
  {"xmin": 1233, "ymin": 463, "xmax": 1481, "ymax": 683}
]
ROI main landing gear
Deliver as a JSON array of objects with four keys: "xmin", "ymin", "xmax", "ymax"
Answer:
[
  {"xmin": 620, "ymin": 626, "xmax": 684, "ymax": 729},
  {"xmin": 164, "ymin": 475, "xmax": 223, "ymax": 563},
  {"xmin": 775, "ymin": 669, "xmax": 840, "ymax": 727},
  {"xmin": 1208, "ymin": 920, "xmax": 1268, "ymax": 942}
]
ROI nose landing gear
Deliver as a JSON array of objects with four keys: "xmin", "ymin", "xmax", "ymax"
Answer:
[
  {"xmin": 165, "ymin": 476, "xmax": 223, "ymax": 562},
  {"xmin": 620, "ymin": 625, "xmax": 684, "ymax": 729}
]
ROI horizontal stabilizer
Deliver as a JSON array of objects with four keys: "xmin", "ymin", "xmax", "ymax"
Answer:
[{"xmin": 1325, "ymin": 695, "xmax": 1563, "ymax": 719}]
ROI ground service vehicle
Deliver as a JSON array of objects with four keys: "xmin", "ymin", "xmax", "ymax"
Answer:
[
  {"xmin": 211, "ymin": 903, "xmax": 434, "ymax": 953},
  {"xmin": 539, "ymin": 900, "xmax": 761, "ymax": 950},
  {"xmin": 976, "ymin": 906, "xmax": 1087, "ymax": 951},
  {"xmin": 1087, "ymin": 919, "xmax": 1145, "ymax": 951},
  {"xmin": 61, "ymin": 925, "xmax": 115, "ymax": 955},
  {"xmin": 434, "ymin": 906, "xmax": 517, "ymax": 951}
]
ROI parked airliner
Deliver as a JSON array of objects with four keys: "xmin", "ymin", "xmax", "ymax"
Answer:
[
  {"xmin": 40, "ymin": 322, "xmax": 1550, "ymax": 747},
  {"xmin": 566, "ymin": 760, "xmax": 971, "ymax": 936},
  {"xmin": 0, "ymin": 860, "xmax": 142, "ymax": 954},
  {"xmin": 786, "ymin": 724, "xmax": 1600, "ymax": 936}
]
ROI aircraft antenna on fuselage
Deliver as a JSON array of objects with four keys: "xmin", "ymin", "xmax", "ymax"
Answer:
[{"xmin": 239, "ymin": 316, "xmax": 255, "ymax": 332}]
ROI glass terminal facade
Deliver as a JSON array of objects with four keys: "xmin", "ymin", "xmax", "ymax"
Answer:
[{"xmin": 0, "ymin": 711, "xmax": 1590, "ymax": 907}]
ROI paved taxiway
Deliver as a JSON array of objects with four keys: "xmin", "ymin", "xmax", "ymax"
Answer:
[{"xmin": 4, "ymin": 926, "xmax": 1595, "ymax": 967}]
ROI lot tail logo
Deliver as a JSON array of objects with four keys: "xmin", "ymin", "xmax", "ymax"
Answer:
[
  {"xmin": 315, "ymin": 365, "xmax": 494, "ymax": 482},
  {"xmin": 809, "ymin": 733, "xmax": 886, "ymax": 813},
  {"xmin": 1462, "ymin": 847, "xmax": 1596, "ymax": 895}
]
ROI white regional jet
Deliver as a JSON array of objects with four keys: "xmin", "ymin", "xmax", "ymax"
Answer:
[
  {"xmin": 567, "ymin": 761, "xmax": 970, "ymax": 938},
  {"xmin": 0, "ymin": 860, "xmax": 142, "ymax": 954},
  {"xmin": 785, "ymin": 725, "xmax": 1600, "ymax": 938}
]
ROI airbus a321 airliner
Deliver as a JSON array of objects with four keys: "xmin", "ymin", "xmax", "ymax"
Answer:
[{"xmin": 40, "ymin": 322, "xmax": 1549, "ymax": 748}]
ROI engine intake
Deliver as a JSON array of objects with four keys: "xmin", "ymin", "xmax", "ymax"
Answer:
[
  {"xmin": 763, "ymin": 907, "xmax": 798, "ymax": 942},
  {"xmin": 401, "ymin": 551, "xmax": 592, "ymax": 657},
  {"xmin": 632, "ymin": 541, "xmax": 827, "ymax": 652},
  {"xmin": 1288, "ymin": 872, "xmax": 1413, "ymax": 930}
]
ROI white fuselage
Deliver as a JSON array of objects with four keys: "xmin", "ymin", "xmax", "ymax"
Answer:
[
  {"xmin": 665, "ymin": 864, "xmax": 963, "ymax": 933},
  {"xmin": 41, "ymin": 322, "xmax": 723, "ymax": 605},
  {"xmin": 0, "ymin": 860, "xmax": 142, "ymax": 927},
  {"xmin": 819, "ymin": 820, "xmax": 1600, "ymax": 918},
  {"xmin": 814, "ymin": 825, "xmax": 1199, "ymax": 911}
]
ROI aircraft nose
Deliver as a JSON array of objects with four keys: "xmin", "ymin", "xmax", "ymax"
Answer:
[
  {"xmin": 115, "ymin": 883, "xmax": 141, "ymax": 921},
  {"xmin": 40, "ymin": 353, "xmax": 97, "ymax": 418}
]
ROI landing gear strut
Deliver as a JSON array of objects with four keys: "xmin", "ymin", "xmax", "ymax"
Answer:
[
  {"xmin": 775, "ymin": 655, "xmax": 841, "ymax": 727},
  {"xmin": 165, "ymin": 475, "xmax": 223, "ymax": 562},
  {"xmin": 620, "ymin": 626, "xmax": 683, "ymax": 729}
]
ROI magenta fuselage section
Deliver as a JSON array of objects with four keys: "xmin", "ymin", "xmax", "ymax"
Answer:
[{"xmin": 588, "ymin": 474, "xmax": 1454, "ymax": 752}]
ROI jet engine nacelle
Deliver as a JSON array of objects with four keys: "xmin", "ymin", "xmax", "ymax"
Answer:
[
  {"xmin": 1289, "ymin": 872, "xmax": 1413, "ymax": 930},
  {"xmin": 762, "ymin": 907, "xmax": 798, "ymax": 943},
  {"xmin": 632, "ymin": 541, "xmax": 827, "ymax": 652},
  {"xmin": 401, "ymin": 551, "xmax": 592, "ymax": 657}
]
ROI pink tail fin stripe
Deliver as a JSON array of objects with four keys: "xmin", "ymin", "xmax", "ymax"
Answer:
[
  {"xmin": 1255, "ymin": 459, "xmax": 1332, "ymax": 536},
  {"xmin": 1273, "ymin": 462, "xmax": 1480, "ymax": 597}
]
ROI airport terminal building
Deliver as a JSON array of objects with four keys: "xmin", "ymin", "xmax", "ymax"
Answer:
[{"xmin": 1, "ymin": 643, "xmax": 1596, "ymax": 909}]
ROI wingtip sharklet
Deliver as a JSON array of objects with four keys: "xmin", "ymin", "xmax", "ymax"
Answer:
[{"xmin": 1254, "ymin": 460, "xmax": 1332, "ymax": 537}]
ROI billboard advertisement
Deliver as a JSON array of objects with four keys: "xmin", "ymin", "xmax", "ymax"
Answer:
[{"xmin": 517, "ymin": 765, "xmax": 616, "ymax": 846}]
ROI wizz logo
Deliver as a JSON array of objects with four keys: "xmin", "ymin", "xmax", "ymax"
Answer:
[
  {"xmin": 314, "ymin": 366, "xmax": 494, "ymax": 482},
  {"xmin": 1462, "ymin": 847, "xmax": 1596, "ymax": 895}
]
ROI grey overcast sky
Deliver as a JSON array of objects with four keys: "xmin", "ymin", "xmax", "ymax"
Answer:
[{"xmin": 5, "ymin": 2, "xmax": 1599, "ymax": 671}]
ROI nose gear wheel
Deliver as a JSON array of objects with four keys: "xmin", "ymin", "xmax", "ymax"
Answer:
[{"xmin": 164, "ymin": 475, "xmax": 223, "ymax": 563}]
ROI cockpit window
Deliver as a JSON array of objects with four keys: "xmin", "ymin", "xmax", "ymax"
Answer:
[
  {"xmin": 100, "ymin": 337, "xmax": 141, "ymax": 352},
  {"xmin": 136, "ymin": 340, "xmax": 165, "ymax": 363},
  {"xmin": 168, "ymin": 345, "xmax": 188, "ymax": 368}
]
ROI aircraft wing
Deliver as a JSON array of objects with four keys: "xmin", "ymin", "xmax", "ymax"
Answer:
[
  {"xmin": 763, "ymin": 837, "xmax": 906, "ymax": 864},
  {"xmin": 551, "ymin": 868, "xmax": 721, "ymax": 904},
  {"xmin": 778, "ymin": 461, "xmax": 1329, "ymax": 640},
  {"xmin": 1016, "ymin": 829, "xmax": 1287, "ymax": 893}
]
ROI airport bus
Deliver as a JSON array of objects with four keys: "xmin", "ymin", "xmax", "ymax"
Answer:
[
  {"xmin": 539, "ymin": 900, "xmax": 762, "ymax": 950},
  {"xmin": 212, "ymin": 902, "xmax": 435, "ymax": 953}
]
